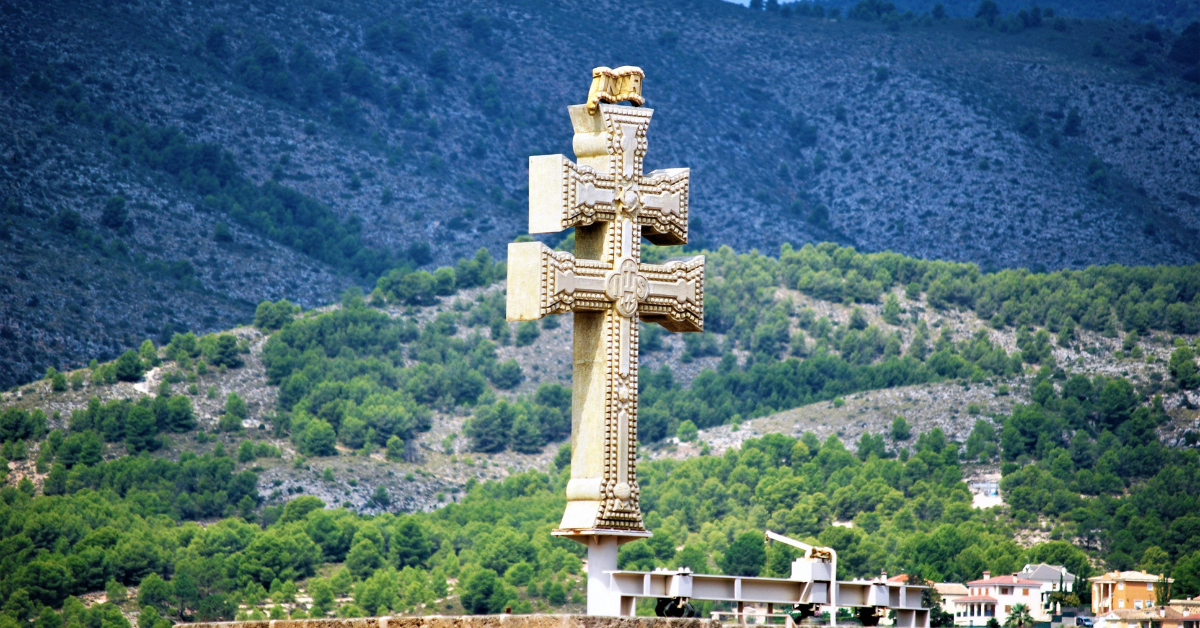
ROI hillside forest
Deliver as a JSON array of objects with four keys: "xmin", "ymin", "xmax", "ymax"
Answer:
[{"xmin": 2, "ymin": 241, "xmax": 1200, "ymax": 627}]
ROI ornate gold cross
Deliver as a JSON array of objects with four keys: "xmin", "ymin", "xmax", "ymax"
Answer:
[{"xmin": 507, "ymin": 69, "xmax": 705, "ymax": 536}]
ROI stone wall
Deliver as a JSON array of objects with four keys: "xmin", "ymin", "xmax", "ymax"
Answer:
[{"xmin": 182, "ymin": 616, "xmax": 719, "ymax": 628}]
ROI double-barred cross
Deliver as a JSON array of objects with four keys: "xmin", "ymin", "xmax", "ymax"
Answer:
[{"xmin": 507, "ymin": 74, "xmax": 705, "ymax": 536}]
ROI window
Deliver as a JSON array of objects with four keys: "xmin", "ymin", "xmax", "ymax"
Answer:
[
  {"xmin": 1024, "ymin": 589, "xmax": 1030, "ymax": 596},
  {"xmin": 1006, "ymin": 606, "xmax": 1012, "ymax": 613},
  {"xmin": 1002, "ymin": 587, "xmax": 1011, "ymax": 595},
  {"xmin": 1148, "ymin": 582, "xmax": 1154, "ymax": 591},
  {"xmin": 1119, "ymin": 582, "xmax": 1126, "ymax": 590},
  {"xmin": 1119, "ymin": 600, "xmax": 1126, "ymax": 609},
  {"xmin": 1135, "ymin": 601, "xmax": 1144, "ymax": 610}
]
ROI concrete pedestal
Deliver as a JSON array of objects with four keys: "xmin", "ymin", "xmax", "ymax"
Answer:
[{"xmin": 586, "ymin": 536, "xmax": 622, "ymax": 617}]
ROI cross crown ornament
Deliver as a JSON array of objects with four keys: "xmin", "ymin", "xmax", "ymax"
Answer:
[{"xmin": 507, "ymin": 67, "xmax": 705, "ymax": 535}]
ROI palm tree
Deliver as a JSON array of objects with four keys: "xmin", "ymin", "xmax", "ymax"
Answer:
[{"xmin": 1005, "ymin": 604, "xmax": 1035, "ymax": 628}]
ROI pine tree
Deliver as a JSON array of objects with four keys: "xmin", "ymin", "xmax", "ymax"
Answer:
[
  {"xmin": 510, "ymin": 412, "xmax": 544, "ymax": 454},
  {"xmin": 114, "ymin": 350, "xmax": 144, "ymax": 382}
]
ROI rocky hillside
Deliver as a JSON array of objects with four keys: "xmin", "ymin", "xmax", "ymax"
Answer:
[
  {"xmin": 3, "ymin": 270, "xmax": 1195, "ymax": 516},
  {"xmin": 783, "ymin": 0, "xmax": 1200, "ymax": 29},
  {"xmin": 3, "ymin": 0, "xmax": 1200, "ymax": 388}
]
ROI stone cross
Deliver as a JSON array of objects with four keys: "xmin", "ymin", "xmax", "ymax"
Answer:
[{"xmin": 507, "ymin": 69, "xmax": 704, "ymax": 542}]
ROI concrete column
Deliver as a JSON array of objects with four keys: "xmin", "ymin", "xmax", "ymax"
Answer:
[{"xmin": 587, "ymin": 536, "xmax": 621, "ymax": 616}]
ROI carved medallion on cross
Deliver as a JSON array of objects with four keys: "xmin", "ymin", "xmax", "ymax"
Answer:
[{"xmin": 507, "ymin": 74, "xmax": 705, "ymax": 535}]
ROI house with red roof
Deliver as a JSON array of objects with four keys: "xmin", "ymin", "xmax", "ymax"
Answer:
[{"xmin": 955, "ymin": 571, "xmax": 1047, "ymax": 626}]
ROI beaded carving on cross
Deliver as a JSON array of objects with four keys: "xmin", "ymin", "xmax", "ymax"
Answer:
[{"xmin": 507, "ymin": 66, "xmax": 705, "ymax": 535}]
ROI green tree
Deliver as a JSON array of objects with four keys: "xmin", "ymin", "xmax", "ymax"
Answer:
[
  {"xmin": 976, "ymin": 0, "xmax": 1000, "ymax": 25},
  {"xmin": 254, "ymin": 300, "xmax": 299, "ymax": 332},
  {"xmin": 161, "ymin": 395, "xmax": 195, "ymax": 432},
  {"xmin": 515, "ymin": 321, "xmax": 540, "ymax": 346},
  {"xmin": 721, "ymin": 531, "xmax": 766, "ymax": 576},
  {"xmin": 460, "ymin": 569, "xmax": 501, "ymax": 614},
  {"xmin": 46, "ymin": 367, "xmax": 67, "ymax": 392},
  {"xmin": 115, "ymin": 350, "xmax": 144, "ymax": 382},
  {"xmin": 301, "ymin": 420, "xmax": 337, "ymax": 456},
  {"xmin": 371, "ymin": 486, "xmax": 390, "ymax": 508},
  {"xmin": 17, "ymin": 558, "xmax": 72, "ymax": 606},
  {"xmin": 891, "ymin": 416, "xmax": 912, "ymax": 441},
  {"xmin": 1099, "ymin": 379, "xmax": 1137, "ymax": 429},
  {"xmin": 139, "ymin": 339, "xmax": 159, "ymax": 367},
  {"xmin": 554, "ymin": 443, "xmax": 572, "ymax": 470},
  {"xmin": 882, "ymin": 294, "xmax": 902, "ymax": 324},
  {"xmin": 849, "ymin": 307, "xmax": 868, "ymax": 330},
  {"xmin": 309, "ymin": 578, "xmax": 334, "ymax": 615},
  {"xmin": 510, "ymin": 412, "xmax": 543, "ymax": 454},
  {"xmin": 280, "ymin": 495, "xmax": 325, "ymax": 523},
  {"xmin": 1174, "ymin": 551, "xmax": 1200, "ymax": 598},
  {"xmin": 489, "ymin": 359, "xmax": 524, "ymax": 390},
  {"xmin": 138, "ymin": 574, "xmax": 174, "ymax": 614},
  {"xmin": 221, "ymin": 392, "xmax": 247, "ymax": 432},
  {"xmin": 1170, "ymin": 346, "xmax": 1200, "ymax": 389},
  {"xmin": 385, "ymin": 435, "xmax": 405, "ymax": 461},
  {"xmin": 43, "ymin": 462, "xmax": 67, "ymax": 495},
  {"xmin": 677, "ymin": 420, "xmax": 698, "ymax": 442},
  {"xmin": 390, "ymin": 518, "xmax": 432, "ymax": 568},
  {"xmin": 466, "ymin": 401, "xmax": 516, "ymax": 452},
  {"xmin": 125, "ymin": 406, "xmax": 159, "ymax": 453},
  {"xmin": 205, "ymin": 334, "xmax": 243, "ymax": 368},
  {"xmin": 106, "ymin": 578, "xmax": 128, "ymax": 603},
  {"xmin": 238, "ymin": 441, "xmax": 256, "ymax": 463}
]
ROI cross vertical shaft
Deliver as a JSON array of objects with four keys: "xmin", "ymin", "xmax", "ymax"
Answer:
[{"xmin": 506, "ymin": 69, "xmax": 704, "ymax": 566}]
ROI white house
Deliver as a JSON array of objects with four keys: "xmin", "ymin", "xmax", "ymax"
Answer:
[
  {"xmin": 1018, "ymin": 563, "xmax": 1078, "ymax": 617},
  {"xmin": 956, "ymin": 572, "xmax": 1047, "ymax": 626}
]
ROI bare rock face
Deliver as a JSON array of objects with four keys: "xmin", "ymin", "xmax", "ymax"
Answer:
[
  {"xmin": 2, "ymin": 0, "xmax": 1199, "ymax": 388},
  {"xmin": 182, "ymin": 616, "xmax": 719, "ymax": 628}
]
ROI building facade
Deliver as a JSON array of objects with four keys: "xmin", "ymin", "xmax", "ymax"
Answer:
[
  {"xmin": 956, "ymin": 572, "xmax": 1046, "ymax": 626},
  {"xmin": 1018, "ymin": 563, "xmax": 1079, "ymax": 617},
  {"xmin": 1094, "ymin": 607, "xmax": 1183, "ymax": 628},
  {"xmin": 1091, "ymin": 571, "xmax": 1173, "ymax": 614}
]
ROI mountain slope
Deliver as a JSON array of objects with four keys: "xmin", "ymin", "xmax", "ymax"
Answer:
[
  {"xmin": 3, "ymin": 0, "xmax": 1200, "ymax": 387},
  {"xmin": 5, "ymin": 245, "xmax": 1196, "ymax": 516}
]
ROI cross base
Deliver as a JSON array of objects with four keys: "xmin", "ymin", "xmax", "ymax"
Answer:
[
  {"xmin": 551, "ymin": 528, "xmax": 653, "ymax": 542},
  {"xmin": 551, "ymin": 530, "xmax": 652, "ymax": 617}
]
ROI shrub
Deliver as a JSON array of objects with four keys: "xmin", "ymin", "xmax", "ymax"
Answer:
[
  {"xmin": 515, "ymin": 321, "xmax": 540, "ymax": 346},
  {"xmin": 101, "ymin": 196, "xmax": 128, "ymax": 229}
]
